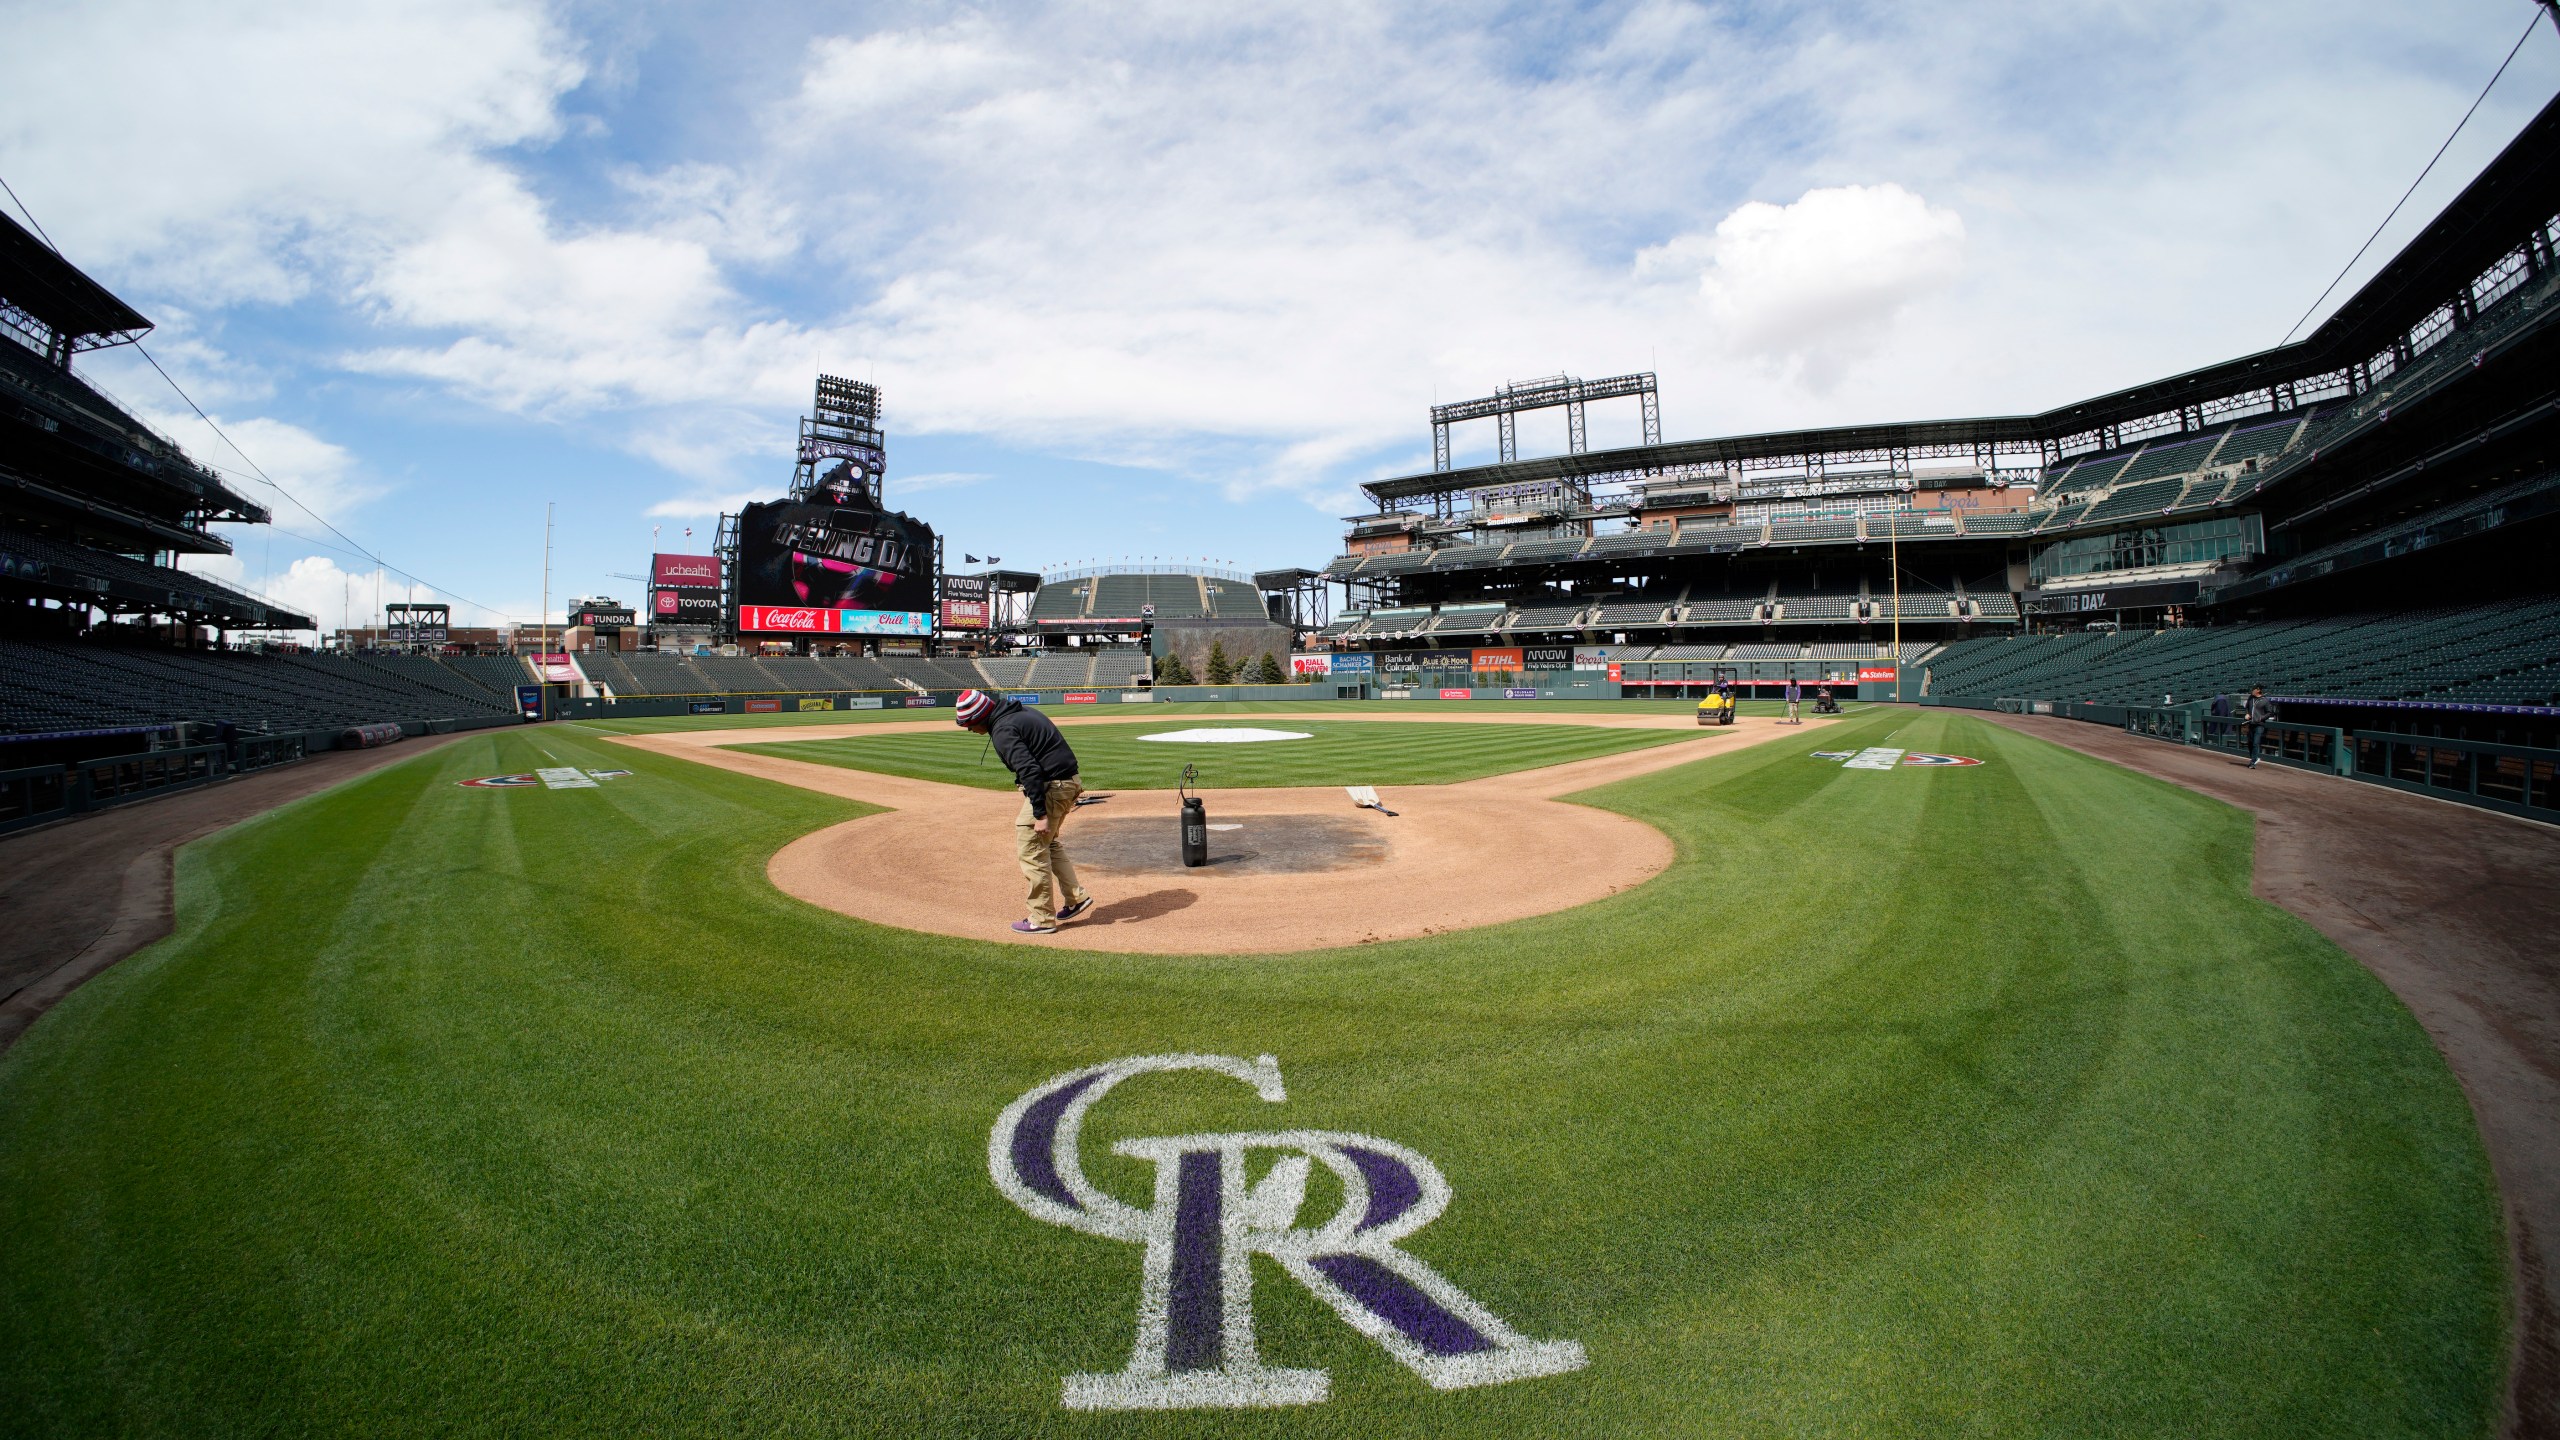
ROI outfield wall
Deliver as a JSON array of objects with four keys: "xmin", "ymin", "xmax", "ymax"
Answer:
[{"xmin": 552, "ymin": 671, "xmax": 1627, "ymax": 720}]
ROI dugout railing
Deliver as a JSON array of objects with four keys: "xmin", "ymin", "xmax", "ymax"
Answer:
[{"xmin": 1923, "ymin": 695, "xmax": 2558, "ymax": 822}]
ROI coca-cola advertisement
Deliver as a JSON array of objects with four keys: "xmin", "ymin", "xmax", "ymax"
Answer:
[
  {"xmin": 737, "ymin": 605, "xmax": 840, "ymax": 633},
  {"xmin": 736, "ymin": 497, "xmax": 935, "ymax": 619}
]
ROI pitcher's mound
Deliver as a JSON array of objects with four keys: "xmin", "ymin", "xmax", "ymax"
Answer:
[{"xmin": 1071, "ymin": 813, "xmax": 1387, "ymax": 875}]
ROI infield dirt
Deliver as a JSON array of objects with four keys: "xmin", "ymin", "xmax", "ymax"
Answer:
[{"xmin": 610, "ymin": 712, "xmax": 1820, "ymax": 953}]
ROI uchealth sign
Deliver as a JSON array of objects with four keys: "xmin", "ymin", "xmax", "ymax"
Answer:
[
  {"xmin": 1438, "ymin": 687, "xmax": 1472, "ymax": 700},
  {"xmin": 652, "ymin": 552, "xmax": 722, "ymax": 589}
]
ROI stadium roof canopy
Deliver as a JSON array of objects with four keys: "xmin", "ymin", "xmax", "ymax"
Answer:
[
  {"xmin": 1365, "ymin": 87, "xmax": 2560, "ymax": 509},
  {"xmin": 0, "ymin": 213, "xmax": 154, "ymax": 356}
]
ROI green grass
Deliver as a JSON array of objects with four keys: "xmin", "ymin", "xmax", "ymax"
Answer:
[
  {"xmin": 576, "ymin": 696, "xmax": 1876, "ymax": 736},
  {"xmin": 731, "ymin": 719, "xmax": 1693, "ymax": 790},
  {"xmin": 0, "ymin": 712, "xmax": 2504, "ymax": 1437}
]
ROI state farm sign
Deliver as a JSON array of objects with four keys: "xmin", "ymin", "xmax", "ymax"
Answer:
[
  {"xmin": 1858, "ymin": 666, "xmax": 1898, "ymax": 682},
  {"xmin": 738, "ymin": 605, "xmax": 836, "ymax": 633}
]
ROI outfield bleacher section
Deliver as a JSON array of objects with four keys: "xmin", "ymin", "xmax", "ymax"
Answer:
[
  {"xmin": 1922, "ymin": 598, "xmax": 2560, "ymax": 708},
  {"xmin": 0, "ymin": 642, "xmax": 521, "ymax": 736}
]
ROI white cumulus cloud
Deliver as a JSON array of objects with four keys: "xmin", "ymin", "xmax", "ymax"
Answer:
[{"xmin": 1677, "ymin": 183, "xmax": 1967, "ymax": 392}]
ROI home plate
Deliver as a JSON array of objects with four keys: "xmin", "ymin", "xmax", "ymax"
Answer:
[{"xmin": 1135, "ymin": 728, "xmax": 1312, "ymax": 743}]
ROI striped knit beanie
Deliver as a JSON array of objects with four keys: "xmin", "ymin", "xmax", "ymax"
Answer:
[{"xmin": 954, "ymin": 689, "xmax": 996, "ymax": 726}]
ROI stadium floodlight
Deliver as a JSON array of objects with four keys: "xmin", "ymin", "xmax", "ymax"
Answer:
[{"xmin": 1430, "ymin": 372, "xmax": 1661, "ymax": 473}]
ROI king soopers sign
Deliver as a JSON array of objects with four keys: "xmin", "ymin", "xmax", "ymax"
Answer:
[{"xmin": 991, "ymin": 1053, "xmax": 1586, "ymax": 1411}]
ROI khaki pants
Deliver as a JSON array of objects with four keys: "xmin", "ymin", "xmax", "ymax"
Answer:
[{"xmin": 1016, "ymin": 777, "xmax": 1089, "ymax": 926}]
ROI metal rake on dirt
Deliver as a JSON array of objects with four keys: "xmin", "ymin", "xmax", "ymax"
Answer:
[{"xmin": 1346, "ymin": 785, "xmax": 1399, "ymax": 816}]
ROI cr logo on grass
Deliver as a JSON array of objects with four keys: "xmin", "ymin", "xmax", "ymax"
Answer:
[{"xmin": 990, "ymin": 1053, "xmax": 1587, "ymax": 1410}]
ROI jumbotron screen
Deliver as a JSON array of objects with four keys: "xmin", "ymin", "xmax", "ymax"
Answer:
[{"xmin": 735, "ymin": 497, "xmax": 937, "ymax": 635}]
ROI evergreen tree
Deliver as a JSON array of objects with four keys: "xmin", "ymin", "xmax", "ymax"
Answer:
[
  {"xmin": 1156, "ymin": 650, "xmax": 1196, "ymax": 686},
  {"xmin": 1204, "ymin": 638, "xmax": 1235, "ymax": 685},
  {"xmin": 1254, "ymin": 651, "xmax": 1288, "ymax": 685}
]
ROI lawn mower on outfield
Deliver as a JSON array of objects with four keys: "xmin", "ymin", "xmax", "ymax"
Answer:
[{"xmin": 1696, "ymin": 669, "xmax": 1739, "ymax": 726}]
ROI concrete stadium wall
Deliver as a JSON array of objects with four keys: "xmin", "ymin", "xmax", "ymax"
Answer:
[
  {"xmin": 1374, "ymin": 671, "xmax": 1623, "ymax": 701},
  {"xmin": 550, "ymin": 675, "xmax": 1636, "ymax": 719}
]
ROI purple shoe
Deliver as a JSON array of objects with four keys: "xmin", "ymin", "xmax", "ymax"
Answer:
[
  {"xmin": 1057, "ymin": 896, "xmax": 1095, "ymax": 923},
  {"xmin": 1012, "ymin": 919, "xmax": 1058, "ymax": 934}
]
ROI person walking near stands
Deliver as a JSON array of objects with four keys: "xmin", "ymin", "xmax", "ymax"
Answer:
[
  {"xmin": 956, "ymin": 689, "xmax": 1094, "ymax": 933},
  {"xmin": 2241, "ymin": 685, "xmax": 2274, "ymax": 767},
  {"xmin": 1784, "ymin": 678, "xmax": 1802, "ymax": 725}
]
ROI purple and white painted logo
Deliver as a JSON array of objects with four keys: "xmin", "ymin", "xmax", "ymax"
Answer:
[
  {"xmin": 990, "ymin": 1053, "xmax": 1587, "ymax": 1410},
  {"xmin": 456, "ymin": 768, "xmax": 634, "ymax": 790},
  {"xmin": 1809, "ymin": 749, "xmax": 1983, "ymax": 769}
]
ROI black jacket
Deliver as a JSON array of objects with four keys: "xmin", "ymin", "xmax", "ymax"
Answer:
[
  {"xmin": 2243, "ymin": 694, "xmax": 2275, "ymax": 724},
  {"xmin": 987, "ymin": 698, "xmax": 1079, "ymax": 812}
]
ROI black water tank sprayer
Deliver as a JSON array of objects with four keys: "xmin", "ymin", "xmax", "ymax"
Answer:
[{"xmin": 1179, "ymin": 763, "xmax": 1208, "ymax": 868}]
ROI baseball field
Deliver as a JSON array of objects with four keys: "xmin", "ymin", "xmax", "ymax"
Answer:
[{"xmin": 0, "ymin": 706, "xmax": 2504, "ymax": 1437}]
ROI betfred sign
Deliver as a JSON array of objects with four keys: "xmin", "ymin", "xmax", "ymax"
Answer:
[
  {"xmin": 652, "ymin": 553, "xmax": 722, "ymax": 589},
  {"xmin": 1290, "ymin": 654, "xmax": 1331, "ymax": 676},
  {"xmin": 1858, "ymin": 666, "xmax": 1898, "ymax": 682},
  {"xmin": 1470, "ymin": 647, "xmax": 1524, "ymax": 671},
  {"xmin": 738, "ymin": 605, "xmax": 836, "ymax": 633}
]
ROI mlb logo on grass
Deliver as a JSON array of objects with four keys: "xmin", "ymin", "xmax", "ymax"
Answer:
[
  {"xmin": 1811, "ymin": 749, "xmax": 1983, "ymax": 769},
  {"xmin": 991, "ymin": 1054, "xmax": 1585, "ymax": 1410}
]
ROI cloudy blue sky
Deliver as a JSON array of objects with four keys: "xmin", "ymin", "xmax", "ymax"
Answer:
[{"xmin": 5, "ymin": 1, "xmax": 2556, "ymax": 630}]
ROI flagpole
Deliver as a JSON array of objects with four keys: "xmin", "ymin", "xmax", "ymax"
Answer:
[{"xmin": 1890, "ymin": 518, "xmax": 1902, "ymax": 701}]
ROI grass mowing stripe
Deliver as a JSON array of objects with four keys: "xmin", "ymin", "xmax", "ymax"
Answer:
[
  {"xmin": 731, "ymin": 720, "xmax": 1691, "ymax": 791},
  {"xmin": 0, "ymin": 713, "xmax": 2502, "ymax": 1437}
]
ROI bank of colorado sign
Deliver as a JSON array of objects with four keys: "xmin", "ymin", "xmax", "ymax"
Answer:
[{"xmin": 736, "ymin": 605, "xmax": 935, "ymax": 636}]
